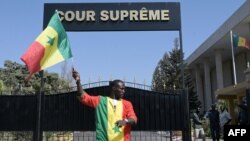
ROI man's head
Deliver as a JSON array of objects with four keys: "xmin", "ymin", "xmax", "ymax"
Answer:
[
  {"xmin": 196, "ymin": 107, "xmax": 201, "ymax": 113},
  {"xmin": 110, "ymin": 79, "xmax": 125, "ymax": 99},
  {"xmin": 211, "ymin": 104, "xmax": 216, "ymax": 110}
]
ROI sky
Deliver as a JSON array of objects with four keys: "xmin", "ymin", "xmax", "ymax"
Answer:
[{"xmin": 0, "ymin": 0, "xmax": 246, "ymax": 86}]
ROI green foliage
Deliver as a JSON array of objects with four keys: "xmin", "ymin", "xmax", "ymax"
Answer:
[
  {"xmin": 0, "ymin": 60, "xmax": 72, "ymax": 95},
  {"xmin": 203, "ymin": 119, "xmax": 211, "ymax": 137},
  {"xmin": 152, "ymin": 37, "xmax": 201, "ymax": 113},
  {"xmin": 188, "ymin": 87, "xmax": 201, "ymax": 113},
  {"xmin": 0, "ymin": 80, "xmax": 6, "ymax": 92},
  {"xmin": 152, "ymin": 38, "xmax": 182, "ymax": 92}
]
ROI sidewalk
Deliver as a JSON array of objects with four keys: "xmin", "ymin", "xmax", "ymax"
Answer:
[{"xmin": 191, "ymin": 137, "xmax": 223, "ymax": 141}]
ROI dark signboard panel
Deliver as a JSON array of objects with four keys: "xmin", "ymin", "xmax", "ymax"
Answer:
[{"xmin": 44, "ymin": 3, "xmax": 180, "ymax": 31}]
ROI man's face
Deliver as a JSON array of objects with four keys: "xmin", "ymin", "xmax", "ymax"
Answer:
[
  {"xmin": 113, "ymin": 82, "xmax": 125, "ymax": 99},
  {"xmin": 196, "ymin": 108, "xmax": 201, "ymax": 113}
]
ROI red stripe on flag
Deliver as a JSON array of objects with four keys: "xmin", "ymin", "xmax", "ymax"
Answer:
[
  {"xmin": 246, "ymin": 40, "xmax": 250, "ymax": 49},
  {"xmin": 21, "ymin": 41, "xmax": 45, "ymax": 79}
]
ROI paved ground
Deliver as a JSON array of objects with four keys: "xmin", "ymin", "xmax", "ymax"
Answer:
[
  {"xmin": 191, "ymin": 138, "xmax": 223, "ymax": 141},
  {"xmin": 73, "ymin": 131, "xmax": 224, "ymax": 141}
]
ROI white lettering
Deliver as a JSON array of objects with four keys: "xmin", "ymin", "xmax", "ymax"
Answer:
[
  {"xmin": 65, "ymin": 11, "xmax": 75, "ymax": 21},
  {"xmin": 161, "ymin": 10, "xmax": 170, "ymax": 21},
  {"xmin": 148, "ymin": 10, "xmax": 160, "ymax": 20},
  {"xmin": 75, "ymin": 11, "xmax": 85, "ymax": 21},
  {"xmin": 100, "ymin": 10, "xmax": 109, "ymax": 21},
  {"xmin": 228, "ymin": 129, "xmax": 235, "ymax": 136},
  {"xmin": 57, "ymin": 11, "xmax": 64, "ymax": 21},
  {"xmin": 110, "ymin": 10, "xmax": 119, "ymax": 21},
  {"xmin": 129, "ymin": 10, "xmax": 138, "ymax": 21},
  {"xmin": 120, "ymin": 10, "xmax": 129, "ymax": 21},
  {"xmin": 56, "ymin": 9, "xmax": 170, "ymax": 22},
  {"xmin": 241, "ymin": 129, "xmax": 246, "ymax": 136},
  {"xmin": 236, "ymin": 129, "xmax": 241, "ymax": 136},
  {"xmin": 140, "ymin": 7, "xmax": 148, "ymax": 21},
  {"xmin": 86, "ymin": 11, "xmax": 95, "ymax": 21}
]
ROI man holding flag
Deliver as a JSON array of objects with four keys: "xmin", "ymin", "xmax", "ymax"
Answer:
[{"xmin": 72, "ymin": 69, "xmax": 137, "ymax": 141}]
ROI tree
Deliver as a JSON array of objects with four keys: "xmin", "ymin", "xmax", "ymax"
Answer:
[
  {"xmin": 0, "ymin": 80, "xmax": 6, "ymax": 93},
  {"xmin": 185, "ymin": 72, "xmax": 201, "ymax": 112},
  {"xmin": 151, "ymin": 38, "xmax": 201, "ymax": 111},
  {"xmin": 0, "ymin": 60, "xmax": 72, "ymax": 94},
  {"xmin": 60, "ymin": 61, "xmax": 74, "ymax": 87},
  {"xmin": 152, "ymin": 38, "xmax": 181, "ymax": 92},
  {"xmin": 152, "ymin": 55, "xmax": 168, "ymax": 92}
]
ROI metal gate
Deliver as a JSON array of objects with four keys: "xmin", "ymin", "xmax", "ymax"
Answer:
[{"xmin": 0, "ymin": 81, "xmax": 190, "ymax": 141}]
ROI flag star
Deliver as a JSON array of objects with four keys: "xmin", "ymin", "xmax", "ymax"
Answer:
[
  {"xmin": 47, "ymin": 36, "xmax": 55, "ymax": 46},
  {"xmin": 112, "ymin": 125, "xmax": 121, "ymax": 133}
]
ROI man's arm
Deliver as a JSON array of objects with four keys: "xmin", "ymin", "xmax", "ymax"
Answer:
[
  {"xmin": 116, "ymin": 118, "xmax": 136, "ymax": 127},
  {"xmin": 72, "ymin": 68, "xmax": 85, "ymax": 100},
  {"xmin": 193, "ymin": 113, "xmax": 202, "ymax": 124},
  {"xmin": 116, "ymin": 101, "xmax": 137, "ymax": 127},
  {"xmin": 126, "ymin": 118, "xmax": 136, "ymax": 125},
  {"xmin": 72, "ymin": 68, "xmax": 100, "ymax": 108}
]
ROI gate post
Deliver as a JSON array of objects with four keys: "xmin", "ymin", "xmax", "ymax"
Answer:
[
  {"xmin": 33, "ymin": 71, "xmax": 44, "ymax": 141},
  {"xmin": 182, "ymin": 89, "xmax": 191, "ymax": 141},
  {"xmin": 246, "ymin": 89, "xmax": 250, "ymax": 125}
]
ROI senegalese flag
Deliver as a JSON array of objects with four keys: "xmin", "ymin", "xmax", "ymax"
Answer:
[
  {"xmin": 21, "ymin": 11, "xmax": 72, "ymax": 79},
  {"xmin": 233, "ymin": 33, "xmax": 250, "ymax": 49}
]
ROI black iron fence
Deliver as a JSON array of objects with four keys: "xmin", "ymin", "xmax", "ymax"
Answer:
[{"xmin": 0, "ymin": 81, "xmax": 190, "ymax": 141}]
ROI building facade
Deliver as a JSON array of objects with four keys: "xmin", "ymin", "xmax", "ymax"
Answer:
[{"xmin": 185, "ymin": 0, "xmax": 250, "ymax": 124}]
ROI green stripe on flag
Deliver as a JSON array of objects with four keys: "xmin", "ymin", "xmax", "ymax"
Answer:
[
  {"xmin": 233, "ymin": 34, "xmax": 239, "ymax": 48},
  {"xmin": 96, "ymin": 96, "xmax": 108, "ymax": 141},
  {"xmin": 48, "ymin": 12, "xmax": 72, "ymax": 59}
]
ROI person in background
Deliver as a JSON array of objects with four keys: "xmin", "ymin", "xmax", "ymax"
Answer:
[
  {"xmin": 219, "ymin": 106, "xmax": 231, "ymax": 132},
  {"xmin": 237, "ymin": 98, "xmax": 248, "ymax": 125},
  {"xmin": 192, "ymin": 107, "xmax": 206, "ymax": 141},
  {"xmin": 207, "ymin": 104, "xmax": 220, "ymax": 141}
]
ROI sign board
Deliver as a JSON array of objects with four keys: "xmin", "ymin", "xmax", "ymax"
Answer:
[{"xmin": 44, "ymin": 3, "xmax": 181, "ymax": 31}]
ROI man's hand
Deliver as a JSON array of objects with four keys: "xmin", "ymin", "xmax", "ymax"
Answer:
[
  {"xmin": 115, "ymin": 120, "xmax": 127, "ymax": 127},
  {"xmin": 72, "ymin": 68, "xmax": 83, "ymax": 98},
  {"xmin": 72, "ymin": 68, "xmax": 80, "ymax": 81}
]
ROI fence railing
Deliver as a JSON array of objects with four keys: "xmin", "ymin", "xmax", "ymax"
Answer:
[
  {"xmin": 0, "ymin": 83, "xmax": 190, "ymax": 141},
  {"xmin": 0, "ymin": 81, "xmax": 153, "ymax": 96}
]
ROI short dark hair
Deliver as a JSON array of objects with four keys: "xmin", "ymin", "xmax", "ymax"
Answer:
[{"xmin": 110, "ymin": 79, "xmax": 124, "ymax": 88}]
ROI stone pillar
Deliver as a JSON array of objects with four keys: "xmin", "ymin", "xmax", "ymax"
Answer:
[
  {"xmin": 215, "ymin": 50, "xmax": 224, "ymax": 89},
  {"xmin": 244, "ymin": 66, "xmax": 250, "ymax": 83},
  {"xmin": 228, "ymin": 98, "xmax": 236, "ymax": 124},
  {"xmin": 204, "ymin": 58, "xmax": 212, "ymax": 111},
  {"xmin": 195, "ymin": 65, "xmax": 204, "ymax": 111},
  {"xmin": 244, "ymin": 67, "xmax": 250, "ymax": 124}
]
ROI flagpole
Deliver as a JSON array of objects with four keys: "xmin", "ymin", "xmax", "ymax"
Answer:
[
  {"xmin": 55, "ymin": 9, "xmax": 61, "ymax": 20},
  {"xmin": 230, "ymin": 30, "xmax": 237, "ymax": 85},
  {"xmin": 71, "ymin": 58, "xmax": 75, "ymax": 69},
  {"xmin": 33, "ymin": 70, "xmax": 44, "ymax": 141}
]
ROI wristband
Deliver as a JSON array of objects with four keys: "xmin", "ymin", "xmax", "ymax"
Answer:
[{"xmin": 124, "ymin": 118, "xmax": 129, "ymax": 124}]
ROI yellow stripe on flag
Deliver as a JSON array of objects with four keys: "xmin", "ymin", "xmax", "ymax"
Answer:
[
  {"xmin": 36, "ymin": 26, "xmax": 64, "ymax": 70},
  {"xmin": 238, "ymin": 37, "xmax": 246, "ymax": 47},
  {"xmin": 107, "ymin": 98, "xmax": 124, "ymax": 141}
]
